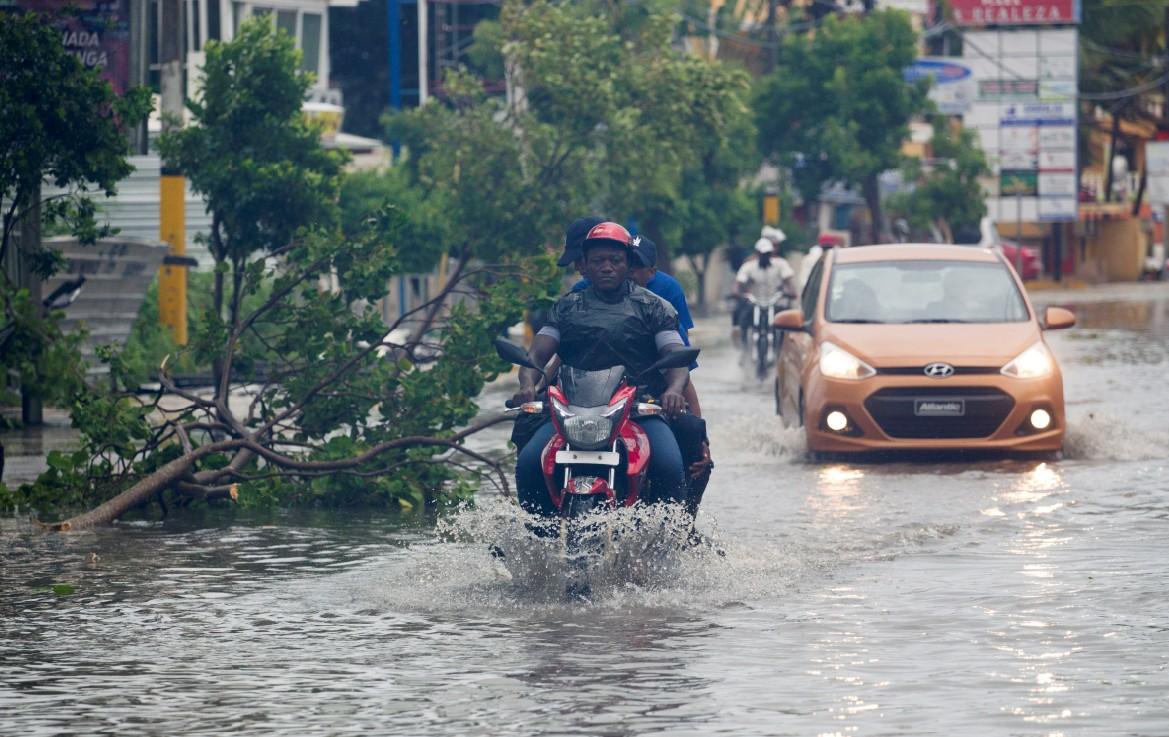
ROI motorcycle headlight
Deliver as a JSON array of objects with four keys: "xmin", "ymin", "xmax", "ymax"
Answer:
[
  {"xmin": 819, "ymin": 341, "xmax": 876, "ymax": 380},
  {"xmin": 553, "ymin": 398, "xmax": 624, "ymax": 450},
  {"xmin": 1001, "ymin": 341, "xmax": 1053, "ymax": 379},
  {"xmin": 562, "ymin": 412, "xmax": 616, "ymax": 449}
]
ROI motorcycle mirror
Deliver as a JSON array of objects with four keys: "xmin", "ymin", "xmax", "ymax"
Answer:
[
  {"xmin": 493, "ymin": 337, "xmax": 539, "ymax": 369},
  {"xmin": 635, "ymin": 347, "xmax": 700, "ymax": 381}
]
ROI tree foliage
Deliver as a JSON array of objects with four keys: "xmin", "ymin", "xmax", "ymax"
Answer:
[
  {"xmin": 887, "ymin": 114, "xmax": 990, "ymax": 242},
  {"xmin": 4, "ymin": 17, "xmax": 557, "ymax": 526},
  {"xmin": 753, "ymin": 9, "xmax": 928, "ymax": 243},
  {"xmin": 0, "ymin": 12, "xmax": 151, "ymax": 413},
  {"xmin": 388, "ymin": 0, "xmax": 753, "ymax": 270}
]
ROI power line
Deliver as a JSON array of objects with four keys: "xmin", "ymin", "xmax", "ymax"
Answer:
[{"xmin": 1079, "ymin": 69, "xmax": 1169, "ymax": 101}]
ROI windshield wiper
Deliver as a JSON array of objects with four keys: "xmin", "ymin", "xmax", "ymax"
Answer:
[{"xmin": 831, "ymin": 318, "xmax": 884, "ymax": 324}]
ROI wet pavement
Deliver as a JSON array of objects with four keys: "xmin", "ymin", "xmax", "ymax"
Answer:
[{"xmin": 2, "ymin": 281, "xmax": 1168, "ymax": 736}]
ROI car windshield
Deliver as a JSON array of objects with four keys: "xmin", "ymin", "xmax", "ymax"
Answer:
[{"xmin": 826, "ymin": 260, "xmax": 1029, "ymax": 324}]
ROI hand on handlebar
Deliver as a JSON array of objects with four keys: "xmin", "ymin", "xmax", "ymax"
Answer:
[
  {"xmin": 660, "ymin": 389, "xmax": 687, "ymax": 418},
  {"xmin": 508, "ymin": 384, "xmax": 537, "ymax": 409}
]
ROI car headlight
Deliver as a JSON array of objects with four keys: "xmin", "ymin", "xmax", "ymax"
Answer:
[
  {"xmin": 1001, "ymin": 341, "xmax": 1054, "ymax": 379},
  {"xmin": 819, "ymin": 341, "xmax": 876, "ymax": 380}
]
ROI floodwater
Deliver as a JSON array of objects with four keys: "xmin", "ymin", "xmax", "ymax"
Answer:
[{"xmin": 3, "ymin": 285, "xmax": 1169, "ymax": 736}]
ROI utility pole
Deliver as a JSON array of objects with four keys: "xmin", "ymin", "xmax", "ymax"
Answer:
[
  {"xmin": 158, "ymin": 0, "xmax": 189, "ymax": 344},
  {"xmin": 1162, "ymin": 6, "xmax": 1169, "ymax": 268},
  {"xmin": 764, "ymin": 0, "xmax": 778, "ymax": 74},
  {"xmin": 418, "ymin": 0, "xmax": 428, "ymax": 105}
]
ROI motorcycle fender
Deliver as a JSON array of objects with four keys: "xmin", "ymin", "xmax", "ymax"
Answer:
[
  {"xmin": 541, "ymin": 434, "xmax": 567, "ymax": 510},
  {"xmin": 563, "ymin": 476, "xmax": 616, "ymax": 504},
  {"xmin": 619, "ymin": 422, "xmax": 651, "ymax": 506}
]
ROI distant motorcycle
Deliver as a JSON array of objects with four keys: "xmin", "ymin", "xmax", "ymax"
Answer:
[{"xmin": 744, "ymin": 292, "xmax": 790, "ymax": 381}]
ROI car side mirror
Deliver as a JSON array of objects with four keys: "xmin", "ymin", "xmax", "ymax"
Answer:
[
  {"xmin": 1042, "ymin": 306, "xmax": 1076, "ymax": 330},
  {"xmin": 773, "ymin": 309, "xmax": 806, "ymax": 331}
]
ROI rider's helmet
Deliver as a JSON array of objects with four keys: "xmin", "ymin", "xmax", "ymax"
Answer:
[
  {"xmin": 753, "ymin": 237, "xmax": 775, "ymax": 254},
  {"xmin": 761, "ymin": 225, "xmax": 787, "ymax": 246},
  {"xmin": 581, "ymin": 221, "xmax": 634, "ymax": 256}
]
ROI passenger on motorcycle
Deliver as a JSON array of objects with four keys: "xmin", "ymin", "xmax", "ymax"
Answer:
[
  {"xmin": 510, "ymin": 222, "xmax": 691, "ymax": 518},
  {"xmin": 733, "ymin": 235, "xmax": 797, "ymax": 346}
]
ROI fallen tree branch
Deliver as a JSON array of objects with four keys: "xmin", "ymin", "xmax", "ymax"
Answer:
[
  {"xmin": 42, "ymin": 439, "xmax": 242, "ymax": 531},
  {"xmin": 43, "ymin": 414, "xmax": 513, "ymax": 531}
]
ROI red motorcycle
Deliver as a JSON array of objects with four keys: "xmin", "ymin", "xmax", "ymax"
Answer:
[{"xmin": 496, "ymin": 338, "xmax": 699, "ymax": 519}]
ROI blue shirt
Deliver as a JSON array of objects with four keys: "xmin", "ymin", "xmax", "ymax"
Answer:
[{"xmin": 572, "ymin": 272, "xmax": 698, "ymax": 369}]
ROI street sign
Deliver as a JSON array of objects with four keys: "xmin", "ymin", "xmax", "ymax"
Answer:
[
  {"xmin": 950, "ymin": 0, "xmax": 1080, "ymax": 27},
  {"xmin": 1146, "ymin": 142, "xmax": 1169, "ymax": 207}
]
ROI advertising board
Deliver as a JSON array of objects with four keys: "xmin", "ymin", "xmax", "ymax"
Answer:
[
  {"xmin": 961, "ymin": 27, "xmax": 1078, "ymax": 223},
  {"xmin": 950, "ymin": 0, "xmax": 1080, "ymax": 27},
  {"xmin": 4, "ymin": 0, "xmax": 131, "ymax": 93},
  {"xmin": 905, "ymin": 58, "xmax": 976, "ymax": 114}
]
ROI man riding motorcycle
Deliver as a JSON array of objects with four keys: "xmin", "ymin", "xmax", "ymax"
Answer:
[
  {"xmin": 511, "ymin": 222, "xmax": 690, "ymax": 518},
  {"xmin": 568, "ymin": 231, "xmax": 712, "ymax": 514},
  {"xmin": 733, "ymin": 235, "xmax": 797, "ymax": 348}
]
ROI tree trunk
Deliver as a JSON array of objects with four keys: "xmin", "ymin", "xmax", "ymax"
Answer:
[
  {"xmin": 45, "ymin": 441, "xmax": 236, "ymax": 531},
  {"xmin": 1104, "ymin": 109, "xmax": 1121, "ymax": 203},
  {"xmin": 18, "ymin": 182, "xmax": 42, "ymax": 425},
  {"xmin": 686, "ymin": 253, "xmax": 707, "ymax": 309},
  {"xmin": 863, "ymin": 174, "xmax": 883, "ymax": 245},
  {"xmin": 211, "ymin": 260, "xmax": 226, "ymax": 395}
]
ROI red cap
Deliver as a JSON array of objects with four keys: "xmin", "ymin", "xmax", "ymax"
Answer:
[
  {"xmin": 583, "ymin": 222, "xmax": 632, "ymax": 247},
  {"xmin": 817, "ymin": 233, "xmax": 842, "ymax": 247}
]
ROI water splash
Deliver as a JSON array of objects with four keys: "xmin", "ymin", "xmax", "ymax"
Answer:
[
  {"xmin": 1062, "ymin": 410, "xmax": 1169, "ymax": 462},
  {"xmin": 707, "ymin": 412, "xmax": 806, "ymax": 461}
]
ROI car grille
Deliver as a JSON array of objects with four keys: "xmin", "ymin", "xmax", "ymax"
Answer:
[
  {"xmin": 875, "ymin": 366, "xmax": 1000, "ymax": 376},
  {"xmin": 863, "ymin": 387, "xmax": 1015, "ymax": 439}
]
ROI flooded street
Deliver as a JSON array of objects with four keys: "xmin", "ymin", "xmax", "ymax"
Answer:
[{"xmin": 3, "ymin": 284, "xmax": 1169, "ymax": 736}]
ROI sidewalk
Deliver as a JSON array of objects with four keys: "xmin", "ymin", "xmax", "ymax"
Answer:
[{"xmin": 1026, "ymin": 279, "xmax": 1169, "ymax": 306}]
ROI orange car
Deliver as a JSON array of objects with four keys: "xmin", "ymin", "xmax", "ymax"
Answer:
[{"xmin": 773, "ymin": 244, "xmax": 1075, "ymax": 455}]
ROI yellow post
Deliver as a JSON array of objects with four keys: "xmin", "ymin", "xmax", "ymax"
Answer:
[
  {"xmin": 762, "ymin": 191, "xmax": 781, "ymax": 226},
  {"xmin": 159, "ymin": 172, "xmax": 188, "ymax": 345}
]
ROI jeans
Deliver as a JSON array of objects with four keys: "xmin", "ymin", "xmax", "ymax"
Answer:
[{"xmin": 515, "ymin": 416, "xmax": 687, "ymax": 516}]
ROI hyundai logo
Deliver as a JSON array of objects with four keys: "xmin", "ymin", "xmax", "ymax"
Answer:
[{"xmin": 924, "ymin": 362, "xmax": 955, "ymax": 378}]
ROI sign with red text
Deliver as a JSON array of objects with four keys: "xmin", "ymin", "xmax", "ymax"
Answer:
[{"xmin": 950, "ymin": 0, "xmax": 1079, "ymax": 27}]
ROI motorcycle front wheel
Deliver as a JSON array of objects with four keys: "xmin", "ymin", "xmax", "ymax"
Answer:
[
  {"xmin": 755, "ymin": 328, "xmax": 770, "ymax": 381},
  {"xmin": 562, "ymin": 494, "xmax": 604, "ymax": 600}
]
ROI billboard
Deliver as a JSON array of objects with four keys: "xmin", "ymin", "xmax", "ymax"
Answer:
[
  {"xmin": 950, "ymin": 0, "xmax": 1080, "ymax": 27},
  {"xmin": 3, "ymin": 0, "xmax": 131, "ymax": 93},
  {"xmin": 905, "ymin": 58, "xmax": 976, "ymax": 114},
  {"xmin": 961, "ymin": 28, "xmax": 1078, "ymax": 223}
]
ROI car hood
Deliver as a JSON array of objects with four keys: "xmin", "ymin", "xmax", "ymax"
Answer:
[{"xmin": 821, "ymin": 322, "xmax": 1040, "ymax": 367}]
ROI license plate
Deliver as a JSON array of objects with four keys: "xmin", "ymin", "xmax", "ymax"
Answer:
[
  {"xmin": 914, "ymin": 399, "xmax": 965, "ymax": 417},
  {"xmin": 555, "ymin": 450, "xmax": 620, "ymax": 466}
]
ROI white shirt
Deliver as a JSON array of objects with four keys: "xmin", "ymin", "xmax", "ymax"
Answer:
[
  {"xmin": 736, "ymin": 256, "xmax": 795, "ymax": 301},
  {"xmin": 798, "ymin": 246, "xmax": 823, "ymax": 293}
]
